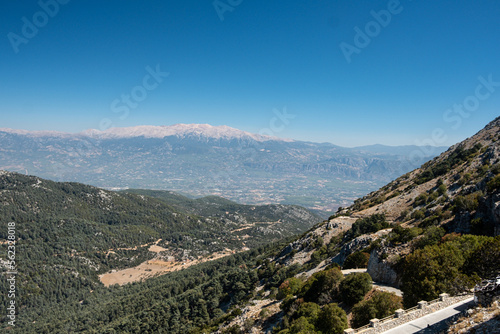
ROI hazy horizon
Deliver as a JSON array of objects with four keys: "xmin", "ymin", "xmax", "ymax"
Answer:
[{"xmin": 0, "ymin": 123, "xmax": 455, "ymax": 149}]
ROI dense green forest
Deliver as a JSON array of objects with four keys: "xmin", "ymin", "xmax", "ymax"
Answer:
[
  {"xmin": 2, "ymin": 243, "xmax": 285, "ymax": 333},
  {"xmin": 0, "ymin": 172, "xmax": 318, "ymax": 332}
]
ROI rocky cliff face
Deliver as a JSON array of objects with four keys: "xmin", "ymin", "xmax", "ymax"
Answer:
[
  {"xmin": 367, "ymin": 245, "xmax": 409, "ymax": 287},
  {"xmin": 331, "ymin": 229, "xmax": 391, "ymax": 265},
  {"xmin": 486, "ymin": 193, "xmax": 500, "ymax": 236},
  {"xmin": 495, "ymin": 200, "xmax": 500, "ymax": 236}
]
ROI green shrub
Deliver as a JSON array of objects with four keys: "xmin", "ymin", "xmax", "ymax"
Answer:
[
  {"xmin": 309, "ymin": 246, "xmax": 327, "ymax": 267},
  {"xmin": 402, "ymin": 243, "xmax": 464, "ymax": 307},
  {"xmin": 312, "ymin": 236, "xmax": 324, "ymax": 248},
  {"xmin": 463, "ymin": 236, "xmax": 500, "ymax": 279},
  {"xmin": 287, "ymin": 316, "xmax": 316, "ymax": 334},
  {"xmin": 343, "ymin": 251, "xmax": 370, "ymax": 269},
  {"xmin": 491, "ymin": 164, "xmax": 500, "ymax": 175},
  {"xmin": 413, "ymin": 226, "xmax": 445, "ymax": 249},
  {"xmin": 388, "ymin": 225, "xmax": 422, "ymax": 244},
  {"xmin": 301, "ymin": 268, "xmax": 344, "ymax": 305},
  {"xmin": 413, "ymin": 193, "xmax": 429, "ymax": 207},
  {"xmin": 458, "ymin": 173, "xmax": 472, "ymax": 186},
  {"xmin": 398, "ymin": 209, "xmax": 410, "ymax": 221},
  {"xmin": 351, "ymin": 291, "xmax": 403, "ymax": 328},
  {"xmin": 259, "ymin": 308, "xmax": 270, "ymax": 319},
  {"xmin": 479, "ymin": 164, "xmax": 490, "ymax": 176},
  {"xmin": 295, "ymin": 302, "xmax": 321, "ymax": 324},
  {"xmin": 411, "ymin": 209, "xmax": 425, "ymax": 221},
  {"xmin": 428, "ymin": 191, "xmax": 439, "ymax": 202},
  {"xmin": 437, "ymin": 184, "xmax": 447, "ymax": 196},
  {"xmin": 487, "ymin": 175, "xmax": 500, "ymax": 192},
  {"xmin": 222, "ymin": 325, "xmax": 243, "ymax": 334},
  {"xmin": 402, "ymin": 234, "xmax": 491, "ymax": 308},
  {"xmin": 339, "ymin": 273, "xmax": 372, "ymax": 307},
  {"xmin": 387, "ymin": 191, "xmax": 400, "ymax": 200},
  {"xmin": 420, "ymin": 215, "xmax": 441, "ymax": 228},
  {"xmin": 346, "ymin": 214, "xmax": 389, "ymax": 240},
  {"xmin": 278, "ymin": 277, "xmax": 304, "ymax": 299},
  {"xmin": 453, "ymin": 192, "xmax": 482, "ymax": 213},
  {"xmin": 315, "ymin": 303, "xmax": 348, "ymax": 334}
]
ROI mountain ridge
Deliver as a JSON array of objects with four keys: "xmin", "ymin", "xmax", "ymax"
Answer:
[
  {"xmin": 0, "ymin": 124, "xmax": 447, "ymax": 212},
  {"xmin": 0, "ymin": 124, "xmax": 292, "ymax": 142},
  {"xmin": 0, "ymin": 123, "xmax": 449, "ymax": 149}
]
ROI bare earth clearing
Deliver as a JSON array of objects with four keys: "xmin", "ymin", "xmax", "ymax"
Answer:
[
  {"xmin": 99, "ymin": 220, "xmax": 278, "ymax": 287},
  {"xmin": 99, "ymin": 241, "xmax": 236, "ymax": 287}
]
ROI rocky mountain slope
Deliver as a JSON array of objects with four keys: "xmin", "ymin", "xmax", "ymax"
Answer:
[
  {"xmin": 350, "ymin": 116, "xmax": 500, "ymax": 234},
  {"xmin": 210, "ymin": 116, "xmax": 500, "ymax": 333},
  {"xmin": 0, "ymin": 124, "xmax": 445, "ymax": 212},
  {"xmin": 272, "ymin": 115, "xmax": 499, "ymax": 277}
]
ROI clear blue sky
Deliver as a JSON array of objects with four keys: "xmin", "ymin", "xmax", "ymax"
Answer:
[{"xmin": 1, "ymin": 0, "xmax": 499, "ymax": 147}]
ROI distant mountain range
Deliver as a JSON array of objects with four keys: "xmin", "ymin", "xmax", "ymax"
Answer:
[
  {"xmin": 0, "ymin": 124, "xmax": 287, "ymax": 142},
  {"xmin": 0, "ymin": 124, "xmax": 446, "ymax": 213}
]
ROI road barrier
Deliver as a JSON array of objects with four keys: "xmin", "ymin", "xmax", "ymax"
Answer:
[{"xmin": 344, "ymin": 293, "xmax": 473, "ymax": 334}]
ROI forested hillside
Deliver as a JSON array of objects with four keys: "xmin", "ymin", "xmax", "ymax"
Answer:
[
  {"xmin": 0, "ymin": 172, "xmax": 318, "ymax": 332},
  {"xmin": 123, "ymin": 189, "xmax": 318, "ymax": 234}
]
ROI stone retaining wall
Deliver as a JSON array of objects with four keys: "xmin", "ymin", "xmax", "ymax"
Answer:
[{"xmin": 344, "ymin": 293, "xmax": 473, "ymax": 334}]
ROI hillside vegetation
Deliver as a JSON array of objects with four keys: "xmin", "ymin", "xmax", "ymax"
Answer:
[{"xmin": 0, "ymin": 172, "xmax": 318, "ymax": 332}]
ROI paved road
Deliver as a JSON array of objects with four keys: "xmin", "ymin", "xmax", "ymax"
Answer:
[
  {"xmin": 382, "ymin": 297, "xmax": 475, "ymax": 334},
  {"xmin": 372, "ymin": 282, "xmax": 403, "ymax": 297},
  {"xmin": 341, "ymin": 268, "xmax": 367, "ymax": 275}
]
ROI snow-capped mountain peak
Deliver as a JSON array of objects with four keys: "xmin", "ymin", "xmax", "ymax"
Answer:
[
  {"xmin": 0, "ymin": 124, "xmax": 293, "ymax": 142},
  {"xmin": 80, "ymin": 124, "xmax": 293, "ymax": 142}
]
